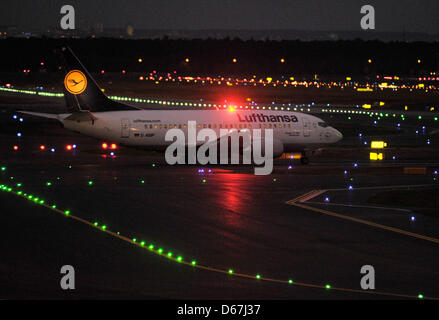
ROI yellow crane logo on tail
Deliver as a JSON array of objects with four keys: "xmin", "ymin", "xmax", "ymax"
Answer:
[{"xmin": 64, "ymin": 70, "xmax": 87, "ymax": 94}]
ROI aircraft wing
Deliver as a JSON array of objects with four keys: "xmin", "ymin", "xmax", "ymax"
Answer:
[
  {"xmin": 18, "ymin": 110, "xmax": 97, "ymax": 122},
  {"xmin": 18, "ymin": 111, "xmax": 61, "ymax": 120}
]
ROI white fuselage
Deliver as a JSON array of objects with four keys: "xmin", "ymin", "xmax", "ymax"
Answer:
[{"xmin": 60, "ymin": 110, "xmax": 343, "ymax": 152}]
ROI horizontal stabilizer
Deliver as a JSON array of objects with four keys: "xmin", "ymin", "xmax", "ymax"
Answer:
[{"xmin": 18, "ymin": 111, "xmax": 60, "ymax": 120}]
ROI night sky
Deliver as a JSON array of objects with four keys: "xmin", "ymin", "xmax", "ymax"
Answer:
[{"xmin": 1, "ymin": 0, "xmax": 438, "ymax": 33}]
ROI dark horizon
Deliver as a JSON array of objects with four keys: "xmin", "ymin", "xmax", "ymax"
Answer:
[{"xmin": 1, "ymin": 0, "xmax": 439, "ymax": 40}]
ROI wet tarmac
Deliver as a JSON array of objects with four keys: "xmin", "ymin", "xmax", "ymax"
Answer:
[{"xmin": 1, "ymin": 93, "xmax": 439, "ymax": 299}]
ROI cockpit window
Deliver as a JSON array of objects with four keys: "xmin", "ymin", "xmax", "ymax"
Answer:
[{"xmin": 318, "ymin": 122, "xmax": 328, "ymax": 128}]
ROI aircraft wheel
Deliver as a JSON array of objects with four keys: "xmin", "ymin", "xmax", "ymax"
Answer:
[{"xmin": 300, "ymin": 156, "xmax": 310, "ymax": 165}]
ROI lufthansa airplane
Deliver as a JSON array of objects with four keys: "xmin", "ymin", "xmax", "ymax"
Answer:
[{"xmin": 20, "ymin": 47, "xmax": 342, "ymax": 164}]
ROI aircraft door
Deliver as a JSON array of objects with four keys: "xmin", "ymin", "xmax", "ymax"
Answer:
[
  {"xmin": 121, "ymin": 118, "xmax": 130, "ymax": 138},
  {"xmin": 303, "ymin": 117, "xmax": 311, "ymax": 137}
]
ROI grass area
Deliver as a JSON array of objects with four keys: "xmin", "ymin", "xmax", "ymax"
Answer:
[
  {"xmin": 330, "ymin": 123, "xmax": 402, "ymax": 137},
  {"xmin": 368, "ymin": 188, "xmax": 439, "ymax": 216}
]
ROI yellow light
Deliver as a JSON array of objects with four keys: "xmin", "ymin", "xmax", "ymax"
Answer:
[
  {"xmin": 232, "ymin": 58, "xmax": 237, "ymax": 63},
  {"xmin": 370, "ymin": 152, "xmax": 383, "ymax": 160},
  {"xmin": 379, "ymin": 101, "xmax": 385, "ymax": 106},
  {"xmin": 371, "ymin": 141, "xmax": 387, "ymax": 149},
  {"xmin": 280, "ymin": 58, "xmax": 285, "ymax": 63},
  {"xmin": 357, "ymin": 88, "xmax": 373, "ymax": 92},
  {"xmin": 138, "ymin": 58, "xmax": 143, "ymax": 63},
  {"xmin": 185, "ymin": 58, "xmax": 190, "ymax": 63},
  {"xmin": 368, "ymin": 59, "xmax": 372, "ymax": 63},
  {"xmin": 362, "ymin": 104, "xmax": 371, "ymax": 109},
  {"xmin": 405, "ymin": 106, "xmax": 408, "ymax": 111},
  {"xmin": 266, "ymin": 77, "xmax": 272, "ymax": 83},
  {"xmin": 418, "ymin": 59, "xmax": 421, "ymax": 63},
  {"xmin": 228, "ymin": 106, "xmax": 235, "ymax": 112},
  {"xmin": 346, "ymin": 77, "xmax": 352, "ymax": 81}
]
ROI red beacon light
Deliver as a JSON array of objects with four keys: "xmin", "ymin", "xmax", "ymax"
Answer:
[
  {"xmin": 110, "ymin": 143, "xmax": 117, "ymax": 150},
  {"xmin": 102, "ymin": 143, "xmax": 108, "ymax": 149},
  {"xmin": 40, "ymin": 145, "xmax": 46, "ymax": 150},
  {"xmin": 13, "ymin": 145, "xmax": 18, "ymax": 151},
  {"xmin": 66, "ymin": 144, "xmax": 73, "ymax": 151}
]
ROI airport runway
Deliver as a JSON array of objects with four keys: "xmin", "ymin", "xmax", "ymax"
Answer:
[{"xmin": 1, "ymin": 94, "xmax": 439, "ymax": 299}]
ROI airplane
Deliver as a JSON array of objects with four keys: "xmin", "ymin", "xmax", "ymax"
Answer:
[{"xmin": 19, "ymin": 47, "xmax": 343, "ymax": 165}]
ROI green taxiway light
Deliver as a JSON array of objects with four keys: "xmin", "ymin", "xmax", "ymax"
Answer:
[
  {"xmin": 46, "ymin": 182, "xmax": 52, "ymax": 186},
  {"xmin": 256, "ymin": 274, "xmax": 261, "ymax": 279},
  {"xmin": 228, "ymin": 269, "xmax": 234, "ymax": 274},
  {"xmin": 94, "ymin": 222, "xmax": 98, "ymax": 226},
  {"xmin": 1, "ymin": 167, "xmax": 6, "ymax": 171},
  {"xmin": 52, "ymin": 205, "xmax": 56, "ymax": 209},
  {"xmin": 64, "ymin": 210, "xmax": 70, "ymax": 216},
  {"xmin": 148, "ymin": 244, "xmax": 154, "ymax": 250},
  {"xmin": 132, "ymin": 238, "xmax": 137, "ymax": 242},
  {"xmin": 177, "ymin": 256, "xmax": 183, "ymax": 262},
  {"xmin": 101, "ymin": 225, "xmax": 107, "ymax": 230},
  {"xmin": 140, "ymin": 241, "xmax": 145, "ymax": 246},
  {"xmin": 88, "ymin": 181, "xmax": 93, "ymax": 186},
  {"xmin": 158, "ymin": 248, "xmax": 163, "ymax": 253},
  {"xmin": 167, "ymin": 252, "xmax": 173, "ymax": 257},
  {"xmin": 418, "ymin": 294, "xmax": 424, "ymax": 299},
  {"xmin": 288, "ymin": 279, "xmax": 293, "ymax": 284},
  {"xmin": 191, "ymin": 260, "xmax": 196, "ymax": 266},
  {"xmin": 325, "ymin": 284, "xmax": 331, "ymax": 290}
]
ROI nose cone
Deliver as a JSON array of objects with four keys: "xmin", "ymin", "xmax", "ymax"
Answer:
[{"xmin": 332, "ymin": 128, "xmax": 343, "ymax": 142}]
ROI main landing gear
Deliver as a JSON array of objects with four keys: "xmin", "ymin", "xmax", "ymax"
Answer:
[{"xmin": 300, "ymin": 155, "xmax": 310, "ymax": 165}]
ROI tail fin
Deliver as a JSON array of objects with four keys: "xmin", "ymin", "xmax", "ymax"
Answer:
[{"xmin": 59, "ymin": 46, "xmax": 140, "ymax": 113}]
